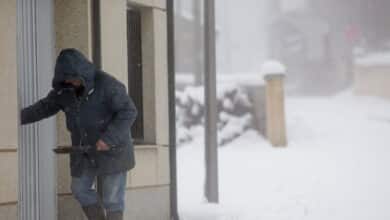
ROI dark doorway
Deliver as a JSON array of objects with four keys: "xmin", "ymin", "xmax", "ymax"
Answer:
[{"xmin": 127, "ymin": 8, "xmax": 144, "ymax": 143}]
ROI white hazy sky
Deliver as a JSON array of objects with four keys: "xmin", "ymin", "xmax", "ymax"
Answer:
[{"xmin": 280, "ymin": 0, "xmax": 307, "ymax": 12}]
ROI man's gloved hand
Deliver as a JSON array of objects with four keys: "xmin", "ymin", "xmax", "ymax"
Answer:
[{"xmin": 56, "ymin": 87, "xmax": 78, "ymax": 108}]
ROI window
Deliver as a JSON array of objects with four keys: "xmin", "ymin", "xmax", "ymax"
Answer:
[{"xmin": 127, "ymin": 8, "xmax": 144, "ymax": 143}]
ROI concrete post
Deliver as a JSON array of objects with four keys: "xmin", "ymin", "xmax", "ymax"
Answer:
[{"xmin": 262, "ymin": 61, "xmax": 287, "ymax": 147}]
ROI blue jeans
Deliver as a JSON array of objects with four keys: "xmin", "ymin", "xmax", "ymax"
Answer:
[{"xmin": 71, "ymin": 169, "xmax": 127, "ymax": 212}]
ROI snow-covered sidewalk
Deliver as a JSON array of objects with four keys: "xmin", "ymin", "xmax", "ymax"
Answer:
[{"xmin": 177, "ymin": 92, "xmax": 390, "ymax": 220}]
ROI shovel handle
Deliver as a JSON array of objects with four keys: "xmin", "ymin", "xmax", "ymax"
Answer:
[
  {"xmin": 53, "ymin": 146, "xmax": 73, "ymax": 154},
  {"xmin": 53, "ymin": 145, "xmax": 94, "ymax": 154}
]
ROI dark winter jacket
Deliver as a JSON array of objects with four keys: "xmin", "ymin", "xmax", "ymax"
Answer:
[{"xmin": 21, "ymin": 48, "xmax": 137, "ymax": 177}]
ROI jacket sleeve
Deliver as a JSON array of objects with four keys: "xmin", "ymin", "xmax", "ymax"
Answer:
[
  {"xmin": 21, "ymin": 90, "xmax": 62, "ymax": 125},
  {"xmin": 100, "ymin": 83, "xmax": 138, "ymax": 147}
]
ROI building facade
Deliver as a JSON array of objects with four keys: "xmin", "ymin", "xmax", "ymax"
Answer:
[{"xmin": 0, "ymin": 0, "xmax": 172, "ymax": 219}]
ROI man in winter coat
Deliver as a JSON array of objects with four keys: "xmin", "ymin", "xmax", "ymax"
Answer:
[{"xmin": 21, "ymin": 48, "xmax": 137, "ymax": 220}]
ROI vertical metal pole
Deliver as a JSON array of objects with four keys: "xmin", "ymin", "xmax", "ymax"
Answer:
[
  {"xmin": 193, "ymin": 0, "xmax": 203, "ymax": 86},
  {"xmin": 91, "ymin": 0, "xmax": 104, "ymax": 198},
  {"xmin": 204, "ymin": 0, "xmax": 219, "ymax": 203},
  {"xmin": 91, "ymin": 0, "xmax": 102, "ymax": 70},
  {"xmin": 167, "ymin": 0, "xmax": 179, "ymax": 219}
]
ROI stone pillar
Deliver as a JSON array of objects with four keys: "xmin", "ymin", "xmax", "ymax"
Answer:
[
  {"xmin": 140, "ymin": 7, "xmax": 169, "ymax": 146},
  {"xmin": 100, "ymin": 0, "xmax": 128, "ymax": 84},
  {"xmin": 262, "ymin": 61, "xmax": 287, "ymax": 147},
  {"xmin": 125, "ymin": 1, "xmax": 171, "ymax": 219}
]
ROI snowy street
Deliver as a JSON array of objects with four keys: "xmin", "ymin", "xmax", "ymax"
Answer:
[{"xmin": 177, "ymin": 92, "xmax": 390, "ymax": 220}]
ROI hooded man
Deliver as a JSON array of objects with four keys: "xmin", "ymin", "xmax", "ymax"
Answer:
[{"xmin": 21, "ymin": 48, "xmax": 138, "ymax": 220}]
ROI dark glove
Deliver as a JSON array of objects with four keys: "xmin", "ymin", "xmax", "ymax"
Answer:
[{"xmin": 56, "ymin": 87, "xmax": 78, "ymax": 108}]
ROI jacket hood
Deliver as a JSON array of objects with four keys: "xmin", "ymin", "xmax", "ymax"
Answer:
[{"xmin": 53, "ymin": 48, "xmax": 96, "ymax": 96}]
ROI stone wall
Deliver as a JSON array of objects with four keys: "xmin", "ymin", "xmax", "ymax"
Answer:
[
  {"xmin": 0, "ymin": 0, "xmax": 18, "ymax": 219},
  {"xmin": 354, "ymin": 65, "xmax": 390, "ymax": 99}
]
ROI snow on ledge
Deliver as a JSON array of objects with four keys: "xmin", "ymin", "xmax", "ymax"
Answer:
[
  {"xmin": 176, "ymin": 72, "xmax": 265, "ymax": 86},
  {"xmin": 261, "ymin": 60, "xmax": 286, "ymax": 75},
  {"xmin": 355, "ymin": 52, "xmax": 390, "ymax": 67}
]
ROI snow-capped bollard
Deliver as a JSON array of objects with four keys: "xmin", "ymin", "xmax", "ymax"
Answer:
[{"xmin": 261, "ymin": 60, "xmax": 287, "ymax": 147}]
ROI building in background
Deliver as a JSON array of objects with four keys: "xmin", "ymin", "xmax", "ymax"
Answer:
[
  {"xmin": 175, "ymin": 0, "xmax": 268, "ymax": 83},
  {"xmin": 266, "ymin": 0, "xmax": 353, "ymax": 93},
  {"xmin": 268, "ymin": 0, "xmax": 390, "ymax": 94},
  {"xmin": 0, "ymin": 0, "xmax": 172, "ymax": 219}
]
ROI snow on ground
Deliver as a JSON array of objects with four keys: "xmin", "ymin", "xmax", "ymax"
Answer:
[{"xmin": 177, "ymin": 91, "xmax": 390, "ymax": 220}]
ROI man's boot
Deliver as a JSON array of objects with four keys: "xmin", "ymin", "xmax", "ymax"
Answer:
[
  {"xmin": 82, "ymin": 204, "xmax": 106, "ymax": 220},
  {"xmin": 107, "ymin": 211, "xmax": 123, "ymax": 220}
]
